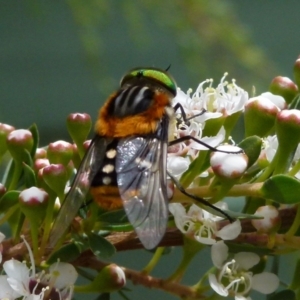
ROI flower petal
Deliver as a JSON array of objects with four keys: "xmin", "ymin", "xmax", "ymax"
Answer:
[
  {"xmin": 252, "ymin": 272, "xmax": 279, "ymax": 294},
  {"xmin": 211, "ymin": 241, "xmax": 228, "ymax": 268},
  {"xmin": 0, "ymin": 275, "xmax": 22, "ymax": 299},
  {"xmin": 190, "ymin": 127, "xmax": 225, "ymax": 150},
  {"xmin": 6, "ymin": 277, "xmax": 30, "ymax": 296},
  {"xmin": 208, "ymin": 274, "xmax": 228, "ymax": 296},
  {"xmin": 169, "ymin": 203, "xmax": 188, "ymax": 233},
  {"xmin": 234, "ymin": 252, "xmax": 260, "ymax": 270},
  {"xmin": 49, "ymin": 262, "xmax": 78, "ymax": 289},
  {"xmin": 217, "ymin": 220, "xmax": 241, "ymax": 240},
  {"xmin": 3, "ymin": 260, "xmax": 30, "ymax": 284},
  {"xmin": 167, "ymin": 156, "xmax": 189, "ymax": 176}
]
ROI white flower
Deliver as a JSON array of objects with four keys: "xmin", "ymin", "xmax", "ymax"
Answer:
[
  {"xmin": 2, "ymin": 236, "xmax": 77, "ymax": 300},
  {"xmin": 191, "ymin": 73, "xmax": 248, "ymax": 116},
  {"xmin": 209, "ymin": 241, "xmax": 279, "ymax": 299},
  {"xmin": 169, "ymin": 203, "xmax": 241, "ymax": 244},
  {"xmin": 170, "ymin": 75, "xmax": 246, "ymax": 161}
]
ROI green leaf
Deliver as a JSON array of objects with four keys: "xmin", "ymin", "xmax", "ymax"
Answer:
[
  {"xmin": 238, "ymin": 135, "xmax": 262, "ymax": 168},
  {"xmin": 99, "ymin": 209, "xmax": 128, "ymax": 224},
  {"xmin": 28, "ymin": 123, "xmax": 39, "ymax": 158},
  {"xmin": 2, "ymin": 159, "xmax": 15, "ymax": 188},
  {"xmin": 22, "ymin": 163, "xmax": 37, "ymax": 188},
  {"xmin": 261, "ymin": 175, "xmax": 300, "ymax": 204},
  {"xmin": 47, "ymin": 242, "xmax": 82, "ymax": 264},
  {"xmin": 22, "ymin": 149, "xmax": 33, "ymax": 168},
  {"xmin": 268, "ymin": 290, "xmax": 296, "ymax": 300},
  {"xmin": 0, "ymin": 190, "xmax": 20, "ymax": 212},
  {"xmin": 88, "ymin": 232, "xmax": 116, "ymax": 259},
  {"xmin": 180, "ymin": 151, "xmax": 210, "ymax": 188}
]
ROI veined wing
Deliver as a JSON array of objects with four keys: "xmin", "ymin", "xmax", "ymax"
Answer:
[
  {"xmin": 115, "ymin": 117, "xmax": 169, "ymax": 249},
  {"xmin": 49, "ymin": 136, "xmax": 107, "ymax": 247}
]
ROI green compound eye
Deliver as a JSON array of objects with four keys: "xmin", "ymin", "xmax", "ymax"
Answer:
[{"xmin": 120, "ymin": 67, "xmax": 177, "ymax": 96}]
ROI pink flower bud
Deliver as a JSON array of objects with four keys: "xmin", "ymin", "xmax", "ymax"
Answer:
[
  {"xmin": 19, "ymin": 187, "xmax": 48, "ymax": 206},
  {"xmin": 83, "ymin": 139, "xmax": 92, "ymax": 151},
  {"xmin": 269, "ymin": 76, "xmax": 298, "ymax": 104},
  {"xmin": 6, "ymin": 129, "xmax": 33, "ymax": 161},
  {"xmin": 47, "ymin": 140, "xmax": 73, "ymax": 166},
  {"xmin": 275, "ymin": 109, "xmax": 300, "ymax": 150},
  {"xmin": 251, "ymin": 205, "xmax": 280, "ymax": 233},
  {"xmin": 244, "ymin": 95, "xmax": 280, "ymax": 137},
  {"xmin": 0, "ymin": 183, "xmax": 6, "ymax": 198},
  {"xmin": 210, "ymin": 145, "xmax": 248, "ymax": 179},
  {"xmin": 34, "ymin": 148, "xmax": 47, "ymax": 159},
  {"xmin": 0, "ymin": 123, "xmax": 15, "ymax": 157},
  {"xmin": 106, "ymin": 264, "xmax": 126, "ymax": 289},
  {"xmin": 293, "ymin": 58, "xmax": 300, "ymax": 88},
  {"xmin": 67, "ymin": 113, "xmax": 92, "ymax": 145},
  {"xmin": 42, "ymin": 164, "xmax": 68, "ymax": 197},
  {"xmin": 34, "ymin": 158, "xmax": 50, "ymax": 172}
]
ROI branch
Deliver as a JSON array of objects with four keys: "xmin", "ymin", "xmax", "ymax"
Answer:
[{"xmin": 72, "ymin": 250, "xmax": 205, "ymax": 299}]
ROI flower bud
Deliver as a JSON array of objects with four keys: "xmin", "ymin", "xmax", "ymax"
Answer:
[
  {"xmin": 0, "ymin": 183, "xmax": 6, "ymax": 198},
  {"xmin": 0, "ymin": 123, "xmax": 15, "ymax": 158},
  {"xmin": 293, "ymin": 58, "xmax": 300, "ymax": 88},
  {"xmin": 6, "ymin": 129, "xmax": 33, "ymax": 161},
  {"xmin": 244, "ymin": 96, "xmax": 279, "ymax": 137},
  {"xmin": 19, "ymin": 186, "xmax": 48, "ymax": 206},
  {"xmin": 210, "ymin": 145, "xmax": 248, "ymax": 179},
  {"xmin": 34, "ymin": 148, "xmax": 47, "ymax": 159},
  {"xmin": 47, "ymin": 140, "xmax": 73, "ymax": 166},
  {"xmin": 42, "ymin": 164, "xmax": 68, "ymax": 198},
  {"xmin": 18, "ymin": 187, "xmax": 49, "ymax": 221},
  {"xmin": 34, "ymin": 158, "xmax": 50, "ymax": 172},
  {"xmin": 75, "ymin": 264, "xmax": 126, "ymax": 293},
  {"xmin": 257, "ymin": 150, "xmax": 269, "ymax": 169},
  {"xmin": 83, "ymin": 139, "xmax": 91, "ymax": 151},
  {"xmin": 251, "ymin": 205, "xmax": 280, "ymax": 233},
  {"xmin": 67, "ymin": 113, "xmax": 92, "ymax": 154},
  {"xmin": 269, "ymin": 76, "xmax": 298, "ymax": 104},
  {"xmin": 275, "ymin": 109, "xmax": 300, "ymax": 151}
]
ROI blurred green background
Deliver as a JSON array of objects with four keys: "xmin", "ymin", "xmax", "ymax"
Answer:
[{"xmin": 1, "ymin": 1, "xmax": 300, "ymax": 299}]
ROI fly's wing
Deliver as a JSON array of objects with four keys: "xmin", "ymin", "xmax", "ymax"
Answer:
[
  {"xmin": 115, "ymin": 117, "xmax": 169, "ymax": 249},
  {"xmin": 49, "ymin": 136, "xmax": 107, "ymax": 247}
]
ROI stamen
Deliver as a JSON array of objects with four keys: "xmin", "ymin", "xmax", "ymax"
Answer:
[{"xmin": 21, "ymin": 235, "xmax": 35, "ymax": 277}]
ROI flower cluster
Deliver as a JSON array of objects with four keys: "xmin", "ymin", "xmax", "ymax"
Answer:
[
  {"xmin": 2, "ymin": 58, "xmax": 300, "ymax": 299},
  {"xmin": 0, "ymin": 236, "xmax": 77, "ymax": 300}
]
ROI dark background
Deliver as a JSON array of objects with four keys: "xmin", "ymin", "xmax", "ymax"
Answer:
[{"xmin": 1, "ymin": 1, "xmax": 299, "ymax": 299}]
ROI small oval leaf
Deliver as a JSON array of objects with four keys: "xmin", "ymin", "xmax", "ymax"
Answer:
[
  {"xmin": 88, "ymin": 232, "xmax": 116, "ymax": 259},
  {"xmin": 0, "ymin": 190, "xmax": 20, "ymax": 212},
  {"xmin": 47, "ymin": 242, "xmax": 81, "ymax": 264},
  {"xmin": 261, "ymin": 175, "xmax": 300, "ymax": 204},
  {"xmin": 238, "ymin": 135, "xmax": 262, "ymax": 168}
]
